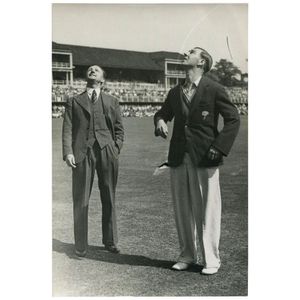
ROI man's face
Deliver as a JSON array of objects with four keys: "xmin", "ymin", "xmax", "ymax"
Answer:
[
  {"xmin": 183, "ymin": 48, "xmax": 204, "ymax": 68},
  {"xmin": 86, "ymin": 65, "xmax": 104, "ymax": 83}
]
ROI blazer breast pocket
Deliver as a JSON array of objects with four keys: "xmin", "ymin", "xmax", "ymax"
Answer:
[
  {"xmin": 191, "ymin": 106, "xmax": 213, "ymax": 124},
  {"xmin": 199, "ymin": 109, "xmax": 212, "ymax": 122}
]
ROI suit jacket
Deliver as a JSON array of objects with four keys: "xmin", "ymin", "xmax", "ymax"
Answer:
[
  {"xmin": 62, "ymin": 91, "xmax": 124, "ymax": 163},
  {"xmin": 154, "ymin": 76, "xmax": 240, "ymax": 167}
]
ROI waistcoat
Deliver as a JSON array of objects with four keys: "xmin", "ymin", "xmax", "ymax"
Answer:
[{"xmin": 87, "ymin": 96, "xmax": 113, "ymax": 149}]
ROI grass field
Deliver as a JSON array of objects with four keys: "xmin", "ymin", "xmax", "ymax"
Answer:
[{"xmin": 52, "ymin": 116, "xmax": 248, "ymax": 296}]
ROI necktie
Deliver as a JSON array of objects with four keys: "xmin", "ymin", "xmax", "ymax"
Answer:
[
  {"xmin": 188, "ymin": 83, "xmax": 196, "ymax": 96},
  {"xmin": 91, "ymin": 90, "xmax": 97, "ymax": 103},
  {"xmin": 184, "ymin": 82, "xmax": 196, "ymax": 102}
]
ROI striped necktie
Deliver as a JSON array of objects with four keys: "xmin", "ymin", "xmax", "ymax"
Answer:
[
  {"xmin": 184, "ymin": 82, "xmax": 196, "ymax": 102},
  {"xmin": 91, "ymin": 90, "xmax": 97, "ymax": 103}
]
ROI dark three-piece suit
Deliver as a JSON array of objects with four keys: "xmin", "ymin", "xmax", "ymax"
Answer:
[{"xmin": 62, "ymin": 90, "xmax": 124, "ymax": 253}]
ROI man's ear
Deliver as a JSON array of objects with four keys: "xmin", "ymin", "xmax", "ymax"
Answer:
[{"xmin": 197, "ymin": 58, "xmax": 205, "ymax": 68}]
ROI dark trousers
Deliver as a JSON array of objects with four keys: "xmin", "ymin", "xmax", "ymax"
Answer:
[{"xmin": 72, "ymin": 141, "xmax": 119, "ymax": 253}]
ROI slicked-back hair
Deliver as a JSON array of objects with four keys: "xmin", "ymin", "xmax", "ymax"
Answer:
[{"xmin": 195, "ymin": 47, "xmax": 213, "ymax": 73}]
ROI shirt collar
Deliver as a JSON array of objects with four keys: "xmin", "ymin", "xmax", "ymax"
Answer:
[
  {"xmin": 193, "ymin": 75, "xmax": 202, "ymax": 87},
  {"xmin": 183, "ymin": 75, "xmax": 202, "ymax": 88},
  {"xmin": 86, "ymin": 87, "xmax": 101, "ymax": 98}
]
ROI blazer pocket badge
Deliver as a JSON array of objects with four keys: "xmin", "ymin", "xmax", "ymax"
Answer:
[{"xmin": 202, "ymin": 111, "xmax": 209, "ymax": 120}]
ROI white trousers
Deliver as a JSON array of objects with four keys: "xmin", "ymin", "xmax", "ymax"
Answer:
[{"xmin": 170, "ymin": 153, "xmax": 222, "ymax": 268}]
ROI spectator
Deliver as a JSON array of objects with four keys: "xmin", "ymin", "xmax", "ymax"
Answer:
[{"xmin": 52, "ymin": 82, "xmax": 248, "ymax": 118}]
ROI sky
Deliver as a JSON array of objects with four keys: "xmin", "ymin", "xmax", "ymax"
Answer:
[{"xmin": 52, "ymin": 3, "xmax": 248, "ymax": 73}]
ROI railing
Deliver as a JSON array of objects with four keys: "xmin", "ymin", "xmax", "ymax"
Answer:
[
  {"xmin": 105, "ymin": 81, "xmax": 165, "ymax": 90},
  {"xmin": 52, "ymin": 62, "xmax": 71, "ymax": 68},
  {"xmin": 166, "ymin": 70, "xmax": 186, "ymax": 75},
  {"xmin": 117, "ymin": 95, "xmax": 166, "ymax": 103},
  {"xmin": 52, "ymin": 80, "xmax": 87, "ymax": 88},
  {"xmin": 51, "ymin": 84, "xmax": 248, "ymax": 104},
  {"xmin": 52, "ymin": 80, "xmax": 165, "ymax": 91},
  {"xmin": 52, "ymin": 80, "xmax": 66, "ymax": 86},
  {"xmin": 72, "ymin": 80, "xmax": 87, "ymax": 88}
]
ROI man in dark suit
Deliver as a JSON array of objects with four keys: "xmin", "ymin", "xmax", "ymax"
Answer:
[
  {"xmin": 154, "ymin": 47, "xmax": 240, "ymax": 275},
  {"xmin": 62, "ymin": 65, "xmax": 124, "ymax": 256}
]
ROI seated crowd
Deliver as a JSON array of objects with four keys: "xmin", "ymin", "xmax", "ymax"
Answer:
[
  {"xmin": 103, "ymin": 88, "xmax": 167, "ymax": 103},
  {"xmin": 52, "ymin": 84, "xmax": 248, "ymax": 118},
  {"xmin": 225, "ymin": 87, "xmax": 248, "ymax": 104},
  {"xmin": 120, "ymin": 105, "xmax": 161, "ymax": 117},
  {"xmin": 52, "ymin": 85, "xmax": 168, "ymax": 103}
]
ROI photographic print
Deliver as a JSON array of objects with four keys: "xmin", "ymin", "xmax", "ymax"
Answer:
[{"xmin": 52, "ymin": 3, "xmax": 248, "ymax": 296}]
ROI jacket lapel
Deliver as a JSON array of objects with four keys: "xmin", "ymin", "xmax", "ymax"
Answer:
[
  {"xmin": 75, "ymin": 92, "xmax": 91, "ymax": 115},
  {"xmin": 189, "ymin": 76, "xmax": 210, "ymax": 113},
  {"xmin": 100, "ymin": 92, "xmax": 115, "ymax": 136},
  {"xmin": 100, "ymin": 92, "xmax": 111, "ymax": 115}
]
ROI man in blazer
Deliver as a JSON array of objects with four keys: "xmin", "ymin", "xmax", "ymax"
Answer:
[
  {"xmin": 63, "ymin": 65, "xmax": 124, "ymax": 256},
  {"xmin": 154, "ymin": 47, "xmax": 240, "ymax": 274}
]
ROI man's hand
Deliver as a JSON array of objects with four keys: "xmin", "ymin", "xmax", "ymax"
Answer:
[
  {"xmin": 66, "ymin": 154, "xmax": 76, "ymax": 168},
  {"xmin": 207, "ymin": 146, "xmax": 222, "ymax": 161},
  {"xmin": 156, "ymin": 119, "xmax": 168, "ymax": 139}
]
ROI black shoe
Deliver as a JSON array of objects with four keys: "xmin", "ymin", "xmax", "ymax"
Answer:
[
  {"xmin": 75, "ymin": 249, "xmax": 87, "ymax": 257},
  {"xmin": 105, "ymin": 244, "xmax": 120, "ymax": 254}
]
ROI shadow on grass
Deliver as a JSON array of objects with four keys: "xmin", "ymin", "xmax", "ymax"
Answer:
[{"xmin": 52, "ymin": 238, "xmax": 203, "ymax": 272}]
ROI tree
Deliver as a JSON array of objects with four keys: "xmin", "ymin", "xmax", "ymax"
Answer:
[{"xmin": 206, "ymin": 59, "xmax": 242, "ymax": 87}]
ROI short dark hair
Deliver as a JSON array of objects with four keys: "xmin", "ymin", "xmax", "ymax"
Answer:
[{"xmin": 195, "ymin": 47, "xmax": 213, "ymax": 73}]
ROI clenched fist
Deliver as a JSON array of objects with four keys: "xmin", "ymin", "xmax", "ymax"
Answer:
[{"xmin": 207, "ymin": 146, "xmax": 222, "ymax": 161}]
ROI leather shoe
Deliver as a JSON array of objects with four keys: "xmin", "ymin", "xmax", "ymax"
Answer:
[
  {"xmin": 105, "ymin": 244, "xmax": 120, "ymax": 254},
  {"xmin": 171, "ymin": 262, "xmax": 190, "ymax": 271},
  {"xmin": 75, "ymin": 249, "xmax": 87, "ymax": 257},
  {"xmin": 201, "ymin": 267, "xmax": 219, "ymax": 275}
]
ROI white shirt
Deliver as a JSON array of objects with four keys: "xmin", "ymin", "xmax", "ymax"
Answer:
[
  {"xmin": 183, "ymin": 75, "xmax": 202, "ymax": 101},
  {"xmin": 193, "ymin": 75, "xmax": 202, "ymax": 87},
  {"xmin": 86, "ymin": 87, "xmax": 101, "ymax": 101}
]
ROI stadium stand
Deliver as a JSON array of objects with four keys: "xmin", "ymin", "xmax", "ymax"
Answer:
[
  {"xmin": 51, "ymin": 84, "xmax": 247, "ymax": 118},
  {"xmin": 52, "ymin": 41, "xmax": 247, "ymax": 118}
]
